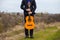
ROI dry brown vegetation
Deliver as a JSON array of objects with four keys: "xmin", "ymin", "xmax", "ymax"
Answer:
[
  {"xmin": 35, "ymin": 13, "xmax": 60, "ymax": 24},
  {"xmin": 0, "ymin": 12, "xmax": 60, "ymax": 40},
  {"xmin": 0, "ymin": 12, "xmax": 23, "ymax": 33},
  {"xmin": 0, "ymin": 12, "xmax": 60, "ymax": 33}
]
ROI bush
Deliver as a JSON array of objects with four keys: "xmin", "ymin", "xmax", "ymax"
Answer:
[{"xmin": 0, "ymin": 12, "xmax": 23, "ymax": 33}]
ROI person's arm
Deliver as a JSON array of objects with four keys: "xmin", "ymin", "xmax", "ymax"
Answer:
[
  {"xmin": 32, "ymin": 0, "xmax": 36, "ymax": 14},
  {"xmin": 20, "ymin": 0, "xmax": 26, "ymax": 11}
]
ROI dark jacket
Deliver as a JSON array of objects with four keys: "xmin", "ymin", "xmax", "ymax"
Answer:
[{"xmin": 20, "ymin": 0, "xmax": 36, "ymax": 15}]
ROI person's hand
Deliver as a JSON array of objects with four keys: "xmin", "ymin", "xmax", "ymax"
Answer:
[
  {"xmin": 26, "ymin": 9, "xmax": 31, "ymax": 11},
  {"xmin": 28, "ymin": 11, "xmax": 32, "ymax": 14}
]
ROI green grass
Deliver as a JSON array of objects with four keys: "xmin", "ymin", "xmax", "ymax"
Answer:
[
  {"xmin": 18, "ymin": 27, "xmax": 59, "ymax": 40},
  {"xmin": 52, "ymin": 29, "xmax": 60, "ymax": 40}
]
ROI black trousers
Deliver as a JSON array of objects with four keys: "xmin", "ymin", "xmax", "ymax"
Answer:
[
  {"xmin": 25, "ymin": 28, "xmax": 33, "ymax": 37},
  {"xmin": 24, "ymin": 13, "xmax": 34, "ymax": 37}
]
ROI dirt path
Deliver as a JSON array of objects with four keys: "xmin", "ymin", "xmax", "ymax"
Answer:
[
  {"xmin": 0, "ymin": 24, "xmax": 41, "ymax": 40},
  {"xmin": 0, "ymin": 25, "xmax": 24, "ymax": 40},
  {"xmin": 5, "ymin": 33, "xmax": 24, "ymax": 40}
]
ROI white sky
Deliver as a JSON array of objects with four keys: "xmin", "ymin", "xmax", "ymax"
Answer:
[{"xmin": 0, "ymin": 0, "xmax": 60, "ymax": 14}]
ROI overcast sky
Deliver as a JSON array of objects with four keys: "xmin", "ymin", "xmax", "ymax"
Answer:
[{"xmin": 0, "ymin": 0, "xmax": 60, "ymax": 14}]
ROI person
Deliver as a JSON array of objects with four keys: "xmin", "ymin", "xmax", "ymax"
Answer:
[{"xmin": 20, "ymin": 0, "xmax": 36, "ymax": 38}]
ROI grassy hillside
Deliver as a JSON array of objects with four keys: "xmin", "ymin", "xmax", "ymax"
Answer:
[{"xmin": 18, "ymin": 27, "xmax": 60, "ymax": 40}]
